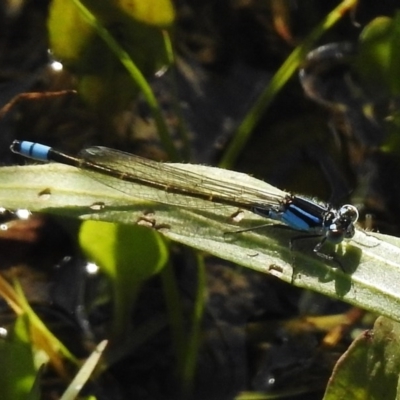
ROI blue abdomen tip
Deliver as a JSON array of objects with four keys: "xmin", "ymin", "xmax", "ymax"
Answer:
[{"xmin": 19, "ymin": 141, "xmax": 51, "ymax": 161}]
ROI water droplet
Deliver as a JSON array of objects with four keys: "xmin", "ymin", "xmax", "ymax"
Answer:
[
  {"xmin": 50, "ymin": 60, "xmax": 63, "ymax": 72},
  {"xmin": 85, "ymin": 262, "xmax": 99, "ymax": 274},
  {"xmin": 15, "ymin": 209, "xmax": 31, "ymax": 220}
]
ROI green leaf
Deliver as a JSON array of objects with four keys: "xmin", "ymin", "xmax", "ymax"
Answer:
[
  {"xmin": 0, "ymin": 316, "xmax": 37, "ymax": 400},
  {"xmin": 48, "ymin": 0, "xmax": 91, "ymax": 64},
  {"xmin": 79, "ymin": 220, "xmax": 168, "ymax": 281},
  {"xmin": 26, "ymin": 366, "xmax": 43, "ymax": 400},
  {"xmin": 357, "ymin": 13, "xmax": 400, "ymax": 96},
  {"xmin": 324, "ymin": 317, "xmax": 400, "ymax": 399},
  {"xmin": 113, "ymin": 0, "xmax": 175, "ymax": 26},
  {"xmin": 79, "ymin": 220, "xmax": 168, "ymax": 337},
  {"xmin": 49, "ymin": 0, "xmax": 174, "ymax": 72},
  {"xmin": 51, "ymin": 0, "xmax": 179, "ymax": 160},
  {"xmin": 1, "ymin": 163, "xmax": 400, "ymax": 323},
  {"xmin": 47, "ymin": 0, "xmax": 174, "ymax": 113}
]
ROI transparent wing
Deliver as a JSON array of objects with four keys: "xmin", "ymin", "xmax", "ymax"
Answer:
[{"xmin": 79, "ymin": 146, "xmax": 288, "ymax": 210}]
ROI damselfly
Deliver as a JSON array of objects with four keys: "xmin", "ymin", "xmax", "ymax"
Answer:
[{"xmin": 10, "ymin": 140, "xmax": 359, "ymax": 262}]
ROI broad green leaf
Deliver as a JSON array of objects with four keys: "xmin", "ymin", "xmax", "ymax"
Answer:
[
  {"xmin": 79, "ymin": 221, "xmax": 167, "ymax": 281},
  {"xmin": 357, "ymin": 13, "xmax": 400, "ymax": 96},
  {"xmin": 1, "ymin": 163, "xmax": 400, "ymax": 322},
  {"xmin": 49, "ymin": 0, "xmax": 173, "ymax": 72},
  {"xmin": 27, "ymin": 366, "xmax": 43, "ymax": 400},
  {"xmin": 48, "ymin": 0, "xmax": 92, "ymax": 64},
  {"xmin": 324, "ymin": 317, "xmax": 400, "ymax": 399},
  {"xmin": 79, "ymin": 220, "xmax": 168, "ymax": 336},
  {"xmin": 356, "ymin": 13, "xmax": 400, "ymax": 154},
  {"xmin": 48, "ymin": 0, "xmax": 173, "ymax": 112},
  {"xmin": 0, "ymin": 316, "xmax": 37, "ymax": 400},
  {"xmin": 114, "ymin": 0, "xmax": 175, "ymax": 26}
]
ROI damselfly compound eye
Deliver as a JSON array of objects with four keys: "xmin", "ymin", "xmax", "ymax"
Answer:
[{"xmin": 339, "ymin": 205, "xmax": 359, "ymax": 223}]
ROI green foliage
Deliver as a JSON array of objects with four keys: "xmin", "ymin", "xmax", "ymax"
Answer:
[
  {"xmin": 1, "ymin": 163, "xmax": 400, "ymax": 324},
  {"xmin": 357, "ymin": 13, "xmax": 400, "ymax": 96},
  {"xmin": 48, "ymin": 0, "xmax": 174, "ymax": 113},
  {"xmin": 219, "ymin": 0, "xmax": 359, "ymax": 168},
  {"xmin": 354, "ymin": 12, "xmax": 400, "ymax": 154},
  {"xmin": 4, "ymin": 0, "xmax": 400, "ymax": 398},
  {"xmin": 79, "ymin": 220, "xmax": 168, "ymax": 337},
  {"xmin": 324, "ymin": 317, "xmax": 400, "ymax": 400},
  {"xmin": 0, "ymin": 316, "xmax": 38, "ymax": 400}
]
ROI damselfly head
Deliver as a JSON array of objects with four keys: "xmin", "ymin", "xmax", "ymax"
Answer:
[
  {"xmin": 335, "ymin": 204, "xmax": 358, "ymax": 240},
  {"xmin": 325, "ymin": 204, "xmax": 358, "ymax": 243},
  {"xmin": 338, "ymin": 204, "xmax": 359, "ymax": 223}
]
